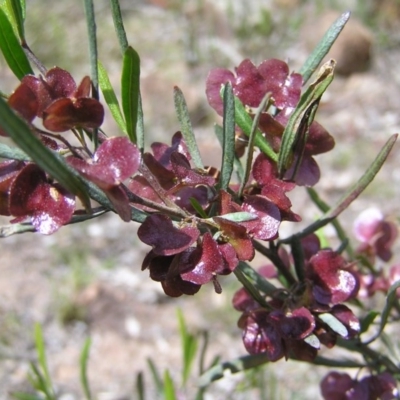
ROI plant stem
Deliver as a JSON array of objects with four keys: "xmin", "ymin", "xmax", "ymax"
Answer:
[{"xmin": 253, "ymin": 240, "xmax": 296, "ymax": 286}]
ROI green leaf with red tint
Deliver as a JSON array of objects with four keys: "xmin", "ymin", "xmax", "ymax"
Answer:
[{"xmin": 138, "ymin": 214, "xmax": 200, "ymax": 256}]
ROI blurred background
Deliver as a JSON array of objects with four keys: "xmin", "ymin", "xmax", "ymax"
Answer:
[{"xmin": 0, "ymin": 0, "xmax": 400, "ymax": 398}]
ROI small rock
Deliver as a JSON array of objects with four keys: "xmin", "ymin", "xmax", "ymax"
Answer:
[{"xmin": 303, "ymin": 11, "xmax": 373, "ymax": 76}]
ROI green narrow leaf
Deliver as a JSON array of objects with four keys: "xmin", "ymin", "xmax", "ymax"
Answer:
[
  {"xmin": 110, "ymin": 0, "xmax": 128, "ymax": 53},
  {"xmin": 278, "ymin": 60, "xmax": 335, "ymax": 177},
  {"xmin": 177, "ymin": 309, "xmax": 197, "ymax": 386},
  {"xmin": 218, "ymin": 82, "xmax": 235, "ymax": 190},
  {"xmin": 304, "ymin": 334, "xmax": 320, "ymax": 349},
  {"xmin": 121, "ymin": 46, "xmax": 140, "ymax": 144},
  {"xmin": 98, "ymin": 60, "xmax": 127, "ymax": 134},
  {"xmin": 281, "ymin": 134, "xmax": 398, "ymax": 242},
  {"xmin": 0, "ymin": 7, "xmax": 32, "ymax": 79},
  {"xmin": 5, "ymin": 0, "xmax": 25, "ymax": 40},
  {"xmin": 300, "ymin": 11, "xmax": 350, "ymax": 84},
  {"xmin": 215, "ymin": 211, "xmax": 256, "ymax": 223},
  {"xmin": 189, "ymin": 197, "xmax": 208, "ymax": 218},
  {"xmin": 34, "ymin": 324, "xmax": 54, "ymax": 398},
  {"xmin": 306, "ymin": 187, "xmax": 355, "ymax": 258},
  {"xmin": 234, "ymin": 265, "xmax": 270, "ymax": 308},
  {"xmin": 364, "ymin": 280, "xmax": 400, "ymax": 345},
  {"xmin": 136, "ymin": 92, "xmax": 145, "ymax": 153},
  {"xmin": 198, "ymin": 353, "xmax": 269, "ymax": 387},
  {"xmin": 80, "ymin": 338, "xmax": 92, "ymax": 400},
  {"xmin": 0, "ymin": 97, "xmax": 91, "ymax": 210},
  {"xmin": 163, "ymin": 370, "xmax": 177, "ymax": 400},
  {"xmin": 237, "ymin": 261, "xmax": 278, "ymax": 297},
  {"xmin": 0, "ymin": 142, "xmax": 30, "ymax": 161},
  {"xmin": 234, "ymin": 96, "xmax": 277, "ymax": 161},
  {"xmin": 239, "ymin": 91, "xmax": 271, "ymax": 197},
  {"xmin": 11, "ymin": 393, "xmax": 43, "ymax": 400},
  {"xmin": 318, "ymin": 313, "xmax": 348, "ymax": 337},
  {"xmin": 214, "ymin": 124, "xmax": 245, "ymax": 184},
  {"xmin": 147, "ymin": 358, "xmax": 163, "ymax": 394},
  {"xmin": 360, "ymin": 311, "xmax": 379, "ymax": 334},
  {"xmin": 173, "ymin": 86, "xmax": 203, "ymax": 169},
  {"xmin": 135, "ymin": 372, "xmax": 145, "ymax": 400}
]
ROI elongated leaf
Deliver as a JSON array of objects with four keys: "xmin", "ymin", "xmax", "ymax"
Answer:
[
  {"xmin": 281, "ymin": 134, "xmax": 398, "ymax": 242},
  {"xmin": 216, "ymin": 211, "xmax": 256, "ymax": 223},
  {"xmin": 0, "ymin": 97, "xmax": 91, "ymax": 210},
  {"xmin": 234, "ymin": 96, "xmax": 277, "ymax": 161},
  {"xmin": 198, "ymin": 353, "xmax": 269, "ymax": 387},
  {"xmin": 214, "ymin": 124, "xmax": 244, "ymax": 184},
  {"xmin": 10, "ymin": 393, "xmax": 43, "ymax": 400},
  {"xmin": 80, "ymin": 338, "xmax": 92, "ymax": 400},
  {"xmin": 218, "ymin": 82, "xmax": 235, "ymax": 190},
  {"xmin": 121, "ymin": 46, "xmax": 140, "ymax": 143},
  {"xmin": 0, "ymin": 142, "xmax": 30, "ymax": 161},
  {"xmin": 173, "ymin": 86, "xmax": 203, "ymax": 169},
  {"xmin": 5, "ymin": 0, "xmax": 25, "ymax": 40},
  {"xmin": 147, "ymin": 358, "xmax": 163, "ymax": 394},
  {"xmin": 177, "ymin": 309, "xmax": 197, "ymax": 386},
  {"xmin": 364, "ymin": 280, "xmax": 400, "ymax": 345},
  {"xmin": 98, "ymin": 60, "xmax": 127, "ymax": 133},
  {"xmin": 135, "ymin": 372, "xmax": 145, "ymax": 400},
  {"xmin": 360, "ymin": 310, "xmax": 379, "ymax": 334},
  {"xmin": 163, "ymin": 370, "xmax": 177, "ymax": 400},
  {"xmin": 234, "ymin": 264, "xmax": 270, "ymax": 308},
  {"xmin": 300, "ymin": 11, "xmax": 350, "ymax": 83},
  {"xmin": 239, "ymin": 91, "xmax": 271, "ymax": 197},
  {"xmin": 34, "ymin": 323, "xmax": 54, "ymax": 397},
  {"xmin": 136, "ymin": 93, "xmax": 145, "ymax": 153},
  {"xmin": 319, "ymin": 313, "xmax": 348, "ymax": 337},
  {"xmin": 306, "ymin": 187, "xmax": 354, "ymax": 258},
  {"xmin": 237, "ymin": 261, "xmax": 278, "ymax": 297},
  {"xmin": 189, "ymin": 197, "xmax": 208, "ymax": 218},
  {"xmin": 278, "ymin": 60, "xmax": 335, "ymax": 177},
  {"xmin": 0, "ymin": 7, "xmax": 32, "ymax": 79},
  {"xmin": 304, "ymin": 334, "xmax": 320, "ymax": 349}
]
